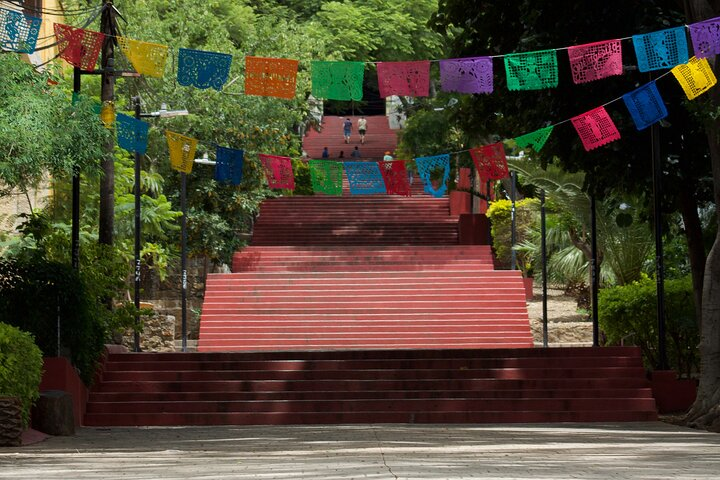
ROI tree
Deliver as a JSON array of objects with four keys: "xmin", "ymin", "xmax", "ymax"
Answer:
[
  {"xmin": 0, "ymin": 54, "xmax": 107, "ymax": 206},
  {"xmin": 432, "ymin": 0, "xmax": 720, "ymax": 430}
]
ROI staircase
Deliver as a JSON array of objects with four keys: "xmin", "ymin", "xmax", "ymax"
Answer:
[
  {"xmin": 303, "ymin": 115, "xmax": 398, "ymax": 160},
  {"xmin": 84, "ymin": 347, "xmax": 657, "ymax": 426},
  {"xmin": 83, "ymin": 123, "xmax": 659, "ymax": 426}
]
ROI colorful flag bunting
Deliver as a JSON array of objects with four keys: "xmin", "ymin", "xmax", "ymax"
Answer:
[
  {"xmin": 689, "ymin": 17, "xmax": 720, "ymax": 59},
  {"xmin": 166, "ymin": 131, "xmax": 198, "ymax": 174},
  {"xmin": 671, "ymin": 56, "xmax": 718, "ymax": 100},
  {"xmin": 177, "ymin": 48, "xmax": 232, "ymax": 91},
  {"xmin": 415, "ymin": 154, "xmax": 450, "ymax": 198},
  {"xmin": 245, "ymin": 56, "xmax": 299, "ymax": 99},
  {"xmin": 514, "ymin": 126, "xmax": 554, "ymax": 152},
  {"xmin": 116, "ymin": 113, "xmax": 149, "ymax": 154},
  {"xmin": 344, "ymin": 161, "xmax": 387, "ymax": 195},
  {"xmin": 571, "ymin": 106, "xmax": 621, "ymax": 152},
  {"xmin": 632, "ymin": 27, "xmax": 689, "ymax": 72},
  {"xmin": 311, "ymin": 61, "xmax": 364, "ymax": 101},
  {"xmin": 260, "ymin": 154, "xmax": 295, "ymax": 190},
  {"xmin": 622, "ymin": 82, "xmax": 668, "ymax": 130},
  {"xmin": 215, "ymin": 146, "xmax": 244, "ymax": 186},
  {"xmin": 567, "ymin": 39, "xmax": 623, "ymax": 84},
  {"xmin": 309, "ymin": 159, "xmax": 344, "ymax": 195},
  {"xmin": 469, "ymin": 143, "xmax": 509, "ymax": 181},
  {"xmin": 379, "ymin": 160, "xmax": 412, "ymax": 196},
  {"xmin": 0, "ymin": 7, "xmax": 41, "ymax": 54},
  {"xmin": 53, "ymin": 23, "xmax": 105, "ymax": 71},
  {"xmin": 439, "ymin": 57, "xmax": 493, "ymax": 94},
  {"xmin": 117, "ymin": 37, "xmax": 169, "ymax": 78},
  {"xmin": 377, "ymin": 61, "xmax": 431, "ymax": 98},
  {"xmin": 504, "ymin": 50, "xmax": 558, "ymax": 91}
]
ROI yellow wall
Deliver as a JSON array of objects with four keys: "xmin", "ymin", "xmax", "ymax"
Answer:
[{"xmin": 1, "ymin": 0, "xmax": 66, "ymax": 65}]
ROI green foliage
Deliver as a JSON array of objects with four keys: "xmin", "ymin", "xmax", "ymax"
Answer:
[
  {"xmin": 486, "ymin": 198, "xmax": 539, "ymax": 273},
  {"xmin": 292, "ymin": 159, "xmax": 313, "ymax": 196},
  {"xmin": 0, "ymin": 54, "xmax": 108, "ymax": 199},
  {"xmin": 599, "ymin": 276, "xmax": 699, "ymax": 376},
  {"xmin": 0, "ymin": 323, "xmax": 43, "ymax": 428},
  {"xmin": 0, "ymin": 213, "xmax": 139, "ymax": 384}
]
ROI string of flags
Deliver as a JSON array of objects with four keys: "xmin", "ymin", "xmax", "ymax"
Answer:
[
  {"xmin": 3, "ymin": 6, "xmax": 720, "ymax": 100},
  {"xmin": 3, "ymin": 7, "xmax": 720, "ymax": 196}
]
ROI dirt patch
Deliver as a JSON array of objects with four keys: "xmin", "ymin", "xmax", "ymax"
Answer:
[{"xmin": 526, "ymin": 285, "xmax": 593, "ymax": 346}]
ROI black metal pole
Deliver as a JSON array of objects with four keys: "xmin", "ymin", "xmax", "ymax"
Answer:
[
  {"xmin": 181, "ymin": 172, "xmax": 188, "ymax": 352},
  {"xmin": 510, "ymin": 171, "xmax": 517, "ymax": 270},
  {"xmin": 541, "ymin": 189, "xmax": 548, "ymax": 347},
  {"xmin": 591, "ymin": 194, "xmax": 600, "ymax": 347},
  {"xmin": 71, "ymin": 67, "xmax": 81, "ymax": 270},
  {"xmin": 133, "ymin": 98, "xmax": 142, "ymax": 352},
  {"xmin": 651, "ymin": 121, "xmax": 668, "ymax": 370}
]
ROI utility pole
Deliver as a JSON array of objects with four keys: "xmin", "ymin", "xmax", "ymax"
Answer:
[{"xmin": 99, "ymin": 0, "xmax": 117, "ymax": 246}]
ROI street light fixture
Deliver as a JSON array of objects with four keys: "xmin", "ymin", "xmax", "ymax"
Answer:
[{"xmin": 131, "ymin": 97, "xmax": 189, "ymax": 352}]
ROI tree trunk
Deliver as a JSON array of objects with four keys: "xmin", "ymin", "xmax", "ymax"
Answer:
[
  {"xmin": 683, "ymin": 0, "xmax": 720, "ymax": 431},
  {"xmin": 99, "ymin": 1, "xmax": 116, "ymax": 246},
  {"xmin": 678, "ymin": 184, "xmax": 706, "ymax": 325}
]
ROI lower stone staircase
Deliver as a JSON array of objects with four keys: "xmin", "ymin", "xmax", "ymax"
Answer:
[{"xmin": 83, "ymin": 347, "xmax": 657, "ymax": 426}]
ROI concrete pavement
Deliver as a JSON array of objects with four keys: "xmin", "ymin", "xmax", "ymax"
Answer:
[{"xmin": 1, "ymin": 422, "xmax": 719, "ymax": 479}]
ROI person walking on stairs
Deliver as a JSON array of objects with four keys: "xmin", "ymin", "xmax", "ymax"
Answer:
[
  {"xmin": 322, "ymin": 147, "xmax": 329, "ymax": 159},
  {"xmin": 343, "ymin": 117, "xmax": 352, "ymax": 143},
  {"xmin": 357, "ymin": 116, "xmax": 367, "ymax": 144}
]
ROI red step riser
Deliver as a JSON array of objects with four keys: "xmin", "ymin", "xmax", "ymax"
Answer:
[
  {"xmin": 86, "ymin": 398, "xmax": 657, "ymax": 415},
  {"xmin": 89, "ymin": 388, "xmax": 654, "ymax": 403},
  {"xmin": 83, "ymin": 410, "xmax": 657, "ymax": 427},
  {"xmin": 197, "ymin": 342, "xmax": 536, "ymax": 351},
  {"xmin": 204, "ymin": 287, "xmax": 524, "ymax": 296}
]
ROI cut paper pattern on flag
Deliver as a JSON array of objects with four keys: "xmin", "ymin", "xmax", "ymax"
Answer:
[
  {"xmin": 632, "ymin": 27, "xmax": 689, "ymax": 72},
  {"xmin": 470, "ymin": 143, "xmax": 509, "ymax": 181},
  {"xmin": 116, "ymin": 113, "xmax": 149, "ymax": 154},
  {"xmin": 309, "ymin": 159, "xmax": 344, "ymax": 196},
  {"xmin": 571, "ymin": 106, "xmax": 621, "ymax": 152},
  {"xmin": 567, "ymin": 40, "xmax": 623, "ymax": 84},
  {"xmin": 377, "ymin": 61, "xmax": 431, "ymax": 98},
  {"xmin": 689, "ymin": 17, "xmax": 720, "ymax": 59},
  {"xmin": 53, "ymin": 23, "xmax": 105, "ymax": 71},
  {"xmin": 415, "ymin": 154, "xmax": 451, "ymax": 198},
  {"xmin": 439, "ymin": 57, "xmax": 493, "ymax": 94},
  {"xmin": 166, "ymin": 131, "xmax": 198, "ymax": 174},
  {"xmin": 344, "ymin": 162, "xmax": 387, "ymax": 195},
  {"xmin": 177, "ymin": 48, "xmax": 232, "ymax": 91},
  {"xmin": 622, "ymin": 82, "xmax": 668, "ymax": 130},
  {"xmin": 0, "ymin": 7, "xmax": 41, "ymax": 53},
  {"xmin": 260, "ymin": 154, "xmax": 295, "ymax": 190},
  {"xmin": 504, "ymin": 50, "xmax": 558, "ymax": 91},
  {"xmin": 245, "ymin": 56, "xmax": 299, "ymax": 99},
  {"xmin": 672, "ymin": 56, "xmax": 718, "ymax": 100},
  {"xmin": 117, "ymin": 37, "xmax": 168, "ymax": 78},
  {"xmin": 215, "ymin": 146, "xmax": 244, "ymax": 186},
  {"xmin": 457, "ymin": 167, "xmax": 472, "ymax": 190},
  {"xmin": 311, "ymin": 61, "xmax": 364, "ymax": 101},
  {"xmin": 514, "ymin": 126, "xmax": 554, "ymax": 152},
  {"xmin": 379, "ymin": 160, "xmax": 411, "ymax": 196}
]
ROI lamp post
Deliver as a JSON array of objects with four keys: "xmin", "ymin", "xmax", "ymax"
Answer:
[
  {"xmin": 179, "ymin": 153, "xmax": 215, "ymax": 352},
  {"xmin": 131, "ymin": 100, "xmax": 189, "ymax": 352}
]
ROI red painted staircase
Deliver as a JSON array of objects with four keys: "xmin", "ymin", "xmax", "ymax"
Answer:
[
  {"xmin": 303, "ymin": 115, "xmax": 397, "ymax": 160},
  {"xmin": 84, "ymin": 347, "xmax": 657, "ymax": 426},
  {"xmin": 83, "ymin": 125, "xmax": 658, "ymax": 426}
]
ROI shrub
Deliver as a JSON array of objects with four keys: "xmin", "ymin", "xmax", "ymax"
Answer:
[
  {"xmin": 486, "ymin": 198, "xmax": 540, "ymax": 273},
  {"xmin": 292, "ymin": 158, "xmax": 313, "ymax": 196},
  {"xmin": 599, "ymin": 276, "xmax": 699, "ymax": 376},
  {"xmin": 0, "ymin": 323, "xmax": 43, "ymax": 427},
  {"xmin": 0, "ymin": 257, "xmax": 105, "ymax": 385}
]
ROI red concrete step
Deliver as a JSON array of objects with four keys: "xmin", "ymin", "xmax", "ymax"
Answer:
[{"xmin": 84, "ymin": 348, "xmax": 657, "ymax": 426}]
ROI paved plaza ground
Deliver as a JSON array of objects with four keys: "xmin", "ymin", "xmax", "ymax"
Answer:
[{"xmin": 1, "ymin": 422, "xmax": 719, "ymax": 479}]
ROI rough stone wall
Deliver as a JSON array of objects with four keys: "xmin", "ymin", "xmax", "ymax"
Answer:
[
  {"xmin": 140, "ymin": 256, "xmax": 229, "ymax": 341},
  {"xmin": 121, "ymin": 314, "xmax": 176, "ymax": 352}
]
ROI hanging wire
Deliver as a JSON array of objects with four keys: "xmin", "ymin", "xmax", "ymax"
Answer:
[{"xmin": 3, "ymin": 0, "xmax": 101, "ymax": 15}]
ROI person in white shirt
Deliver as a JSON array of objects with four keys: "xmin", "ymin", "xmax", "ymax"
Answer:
[
  {"xmin": 383, "ymin": 151, "xmax": 393, "ymax": 161},
  {"xmin": 357, "ymin": 116, "xmax": 367, "ymax": 144}
]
